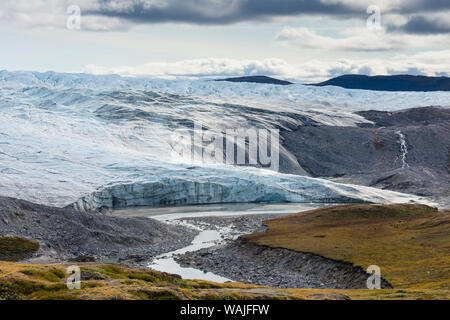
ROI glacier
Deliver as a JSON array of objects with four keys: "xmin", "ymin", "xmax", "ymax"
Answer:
[
  {"xmin": 71, "ymin": 166, "xmax": 436, "ymax": 212},
  {"xmin": 0, "ymin": 70, "xmax": 448, "ymax": 209}
]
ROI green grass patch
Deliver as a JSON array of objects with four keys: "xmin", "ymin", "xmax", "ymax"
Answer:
[
  {"xmin": 20, "ymin": 268, "xmax": 65, "ymax": 282},
  {"xmin": 96, "ymin": 265, "xmax": 193, "ymax": 288},
  {"xmin": 0, "ymin": 237, "xmax": 40, "ymax": 262},
  {"xmin": 30, "ymin": 292, "xmax": 79, "ymax": 300},
  {"xmin": 0, "ymin": 279, "xmax": 66, "ymax": 300},
  {"xmin": 98, "ymin": 265, "xmax": 127, "ymax": 278},
  {"xmin": 129, "ymin": 289, "xmax": 180, "ymax": 300},
  {"xmin": 82, "ymin": 282, "xmax": 103, "ymax": 289}
]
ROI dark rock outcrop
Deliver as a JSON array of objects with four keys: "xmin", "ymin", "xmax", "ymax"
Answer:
[
  {"xmin": 176, "ymin": 239, "xmax": 392, "ymax": 289},
  {"xmin": 216, "ymin": 76, "xmax": 293, "ymax": 85},
  {"xmin": 311, "ymin": 74, "xmax": 450, "ymax": 91},
  {"xmin": 0, "ymin": 196, "xmax": 197, "ymax": 263},
  {"xmin": 280, "ymin": 106, "xmax": 450, "ymax": 207}
]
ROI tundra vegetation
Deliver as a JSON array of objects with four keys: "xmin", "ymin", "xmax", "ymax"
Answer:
[
  {"xmin": 245, "ymin": 204, "xmax": 450, "ymax": 290},
  {"xmin": 0, "ymin": 204, "xmax": 449, "ymax": 300}
]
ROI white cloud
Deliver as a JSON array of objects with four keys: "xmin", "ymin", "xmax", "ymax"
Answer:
[
  {"xmin": 83, "ymin": 58, "xmax": 291, "ymax": 79},
  {"xmin": 275, "ymin": 26, "xmax": 449, "ymax": 51},
  {"xmin": 1, "ymin": 0, "xmax": 449, "ymax": 33},
  {"xmin": 0, "ymin": 0, "xmax": 129, "ymax": 31},
  {"xmin": 82, "ymin": 52, "xmax": 450, "ymax": 83}
]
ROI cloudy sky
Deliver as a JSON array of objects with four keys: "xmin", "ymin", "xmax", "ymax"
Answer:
[{"xmin": 1, "ymin": 0, "xmax": 449, "ymax": 82}]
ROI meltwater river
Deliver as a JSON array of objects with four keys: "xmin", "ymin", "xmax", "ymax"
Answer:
[{"xmin": 114, "ymin": 203, "xmax": 330, "ymax": 282}]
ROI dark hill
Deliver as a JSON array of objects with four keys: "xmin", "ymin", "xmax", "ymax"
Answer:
[
  {"xmin": 312, "ymin": 74, "xmax": 450, "ymax": 91},
  {"xmin": 216, "ymin": 76, "xmax": 293, "ymax": 85}
]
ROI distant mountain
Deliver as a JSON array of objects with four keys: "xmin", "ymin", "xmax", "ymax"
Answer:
[
  {"xmin": 216, "ymin": 75, "xmax": 293, "ymax": 85},
  {"xmin": 311, "ymin": 74, "xmax": 450, "ymax": 92}
]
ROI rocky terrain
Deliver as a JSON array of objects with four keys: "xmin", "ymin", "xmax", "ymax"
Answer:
[
  {"xmin": 181, "ymin": 213, "xmax": 282, "ymax": 235},
  {"xmin": 280, "ymin": 106, "xmax": 450, "ymax": 208},
  {"xmin": 175, "ymin": 239, "xmax": 391, "ymax": 289},
  {"xmin": 0, "ymin": 196, "xmax": 197, "ymax": 263},
  {"xmin": 176, "ymin": 204, "xmax": 449, "ymax": 291}
]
